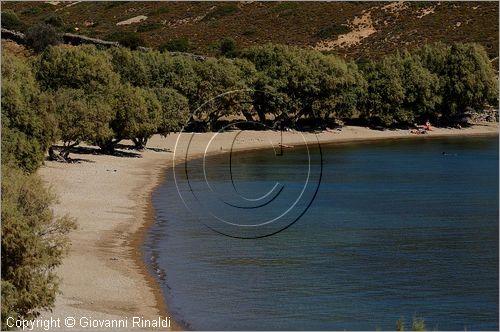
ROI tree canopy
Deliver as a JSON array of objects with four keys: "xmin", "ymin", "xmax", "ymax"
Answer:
[
  {"xmin": 1, "ymin": 52, "xmax": 57, "ymax": 172},
  {"xmin": 35, "ymin": 45, "xmax": 120, "ymax": 93}
]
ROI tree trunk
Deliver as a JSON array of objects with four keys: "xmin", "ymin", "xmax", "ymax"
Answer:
[
  {"xmin": 241, "ymin": 110, "xmax": 254, "ymax": 122},
  {"xmin": 208, "ymin": 113, "xmax": 220, "ymax": 132},
  {"xmin": 256, "ymin": 107, "xmax": 266, "ymax": 124},
  {"xmin": 48, "ymin": 142, "xmax": 79, "ymax": 162},
  {"xmin": 132, "ymin": 137, "xmax": 148, "ymax": 150},
  {"xmin": 97, "ymin": 139, "xmax": 118, "ymax": 154}
]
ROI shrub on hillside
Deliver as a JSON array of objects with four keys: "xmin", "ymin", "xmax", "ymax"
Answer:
[
  {"xmin": 160, "ymin": 37, "xmax": 191, "ymax": 52},
  {"xmin": 107, "ymin": 31, "xmax": 145, "ymax": 50},
  {"xmin": 1, "ymin": 11, "xmax": 24, "ymax": 31},
  {"xmin": 202, "ymin": 3, "xmax": 239, "ymax": 21},
  {"xmin": 25, "ymin": 23, "xmax": 61, "ymax": 53},
  {"xmin": 315, "ymin": 24, "xmax": 351, "ymax": 39},
  {"xmin": 43, "ymin": 13, "xmax": 65, "ymax": 30},
  {"xmin": 21, "ymin": 7, "xmax": 41, "ymax": 16},
  {"xmin": 218, "ymin": 37, "xmax": 237, "ymax": 57},
  {"xmin": 136, "ymin": 22, "xmax": 162, "ymax": 33}
]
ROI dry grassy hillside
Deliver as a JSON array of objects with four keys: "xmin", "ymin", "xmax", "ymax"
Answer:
[{"xmin": 2, "ymin": 1, "xmax": 498, "ymax": 60}]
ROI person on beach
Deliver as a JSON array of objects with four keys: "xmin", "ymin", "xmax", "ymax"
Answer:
[
  {"xmin": 425, "ymin": 120, "xmax": 432, "ymax": 131},
  {"xmin": 412, "ymin": 119, "xmax": 432, "ymax": 134}
]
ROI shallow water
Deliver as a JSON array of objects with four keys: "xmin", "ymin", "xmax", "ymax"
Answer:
[{"xmin": 145, "ymin": 136, "xmax": 499, "ymax": 330}]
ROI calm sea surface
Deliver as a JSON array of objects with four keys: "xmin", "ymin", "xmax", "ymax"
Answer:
[{"xmin": 144, "ymin": 135, "xmax": 499, "ymax": 330}]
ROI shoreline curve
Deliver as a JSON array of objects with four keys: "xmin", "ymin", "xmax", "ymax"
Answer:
[{"xmin": 37, "ymin": 123, "xmax": 498, "ymax": 330}]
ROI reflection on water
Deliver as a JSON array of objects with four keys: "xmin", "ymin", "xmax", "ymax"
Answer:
[{"xmin": 144, "ymin": 136, "xmax": 499, "ymax": 330}]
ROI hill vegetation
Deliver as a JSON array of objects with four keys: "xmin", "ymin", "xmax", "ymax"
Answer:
[{"xmin": 1, "ymin": 1, "xmax": 498, "ymax": 61}]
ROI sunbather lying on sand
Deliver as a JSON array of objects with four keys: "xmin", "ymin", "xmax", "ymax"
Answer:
[{"xmin": 416, "ymin": 120, "xmax": 432, "ymax": 131}]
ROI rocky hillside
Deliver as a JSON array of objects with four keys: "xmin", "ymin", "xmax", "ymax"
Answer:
[{"xmin": 2, "ymin": 1, "xmax": 498, "ymax": 61}]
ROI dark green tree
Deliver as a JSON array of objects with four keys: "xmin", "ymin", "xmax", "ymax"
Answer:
[
  {"xmin": 43, "ymin": 13, "xmax": 65, "ymax": 30},
  {"xmin": 107, "ymin": 47, "xmax": 150, "ymax": 87},
  {"xmin": 1, "ymin": 52, "xmax": 57, "ymax": 172},
  {"xmin": 219, "ymin": 37, "xmax": 237, "ymax": 57},
  {"xmin": 160, "ymin": 37, "xmax": 191, "ymax": 52},
  {"xmin": 107, "ymin": 31, "xmax": 145, "ymax": 50},
  {"xmin": 192, "ymin": 58, "xmax": 248, "ymax": 130},
  {"xmin": 1, "ymin": 11, "xmax": 24, "ymax": 31},
  {"xmin": 97, "ymin": 85, "xmax": 161, "ymax": 151},
  {"xmin": 150, "ymin": 87, "xmax": 190, "ymax": 136},
  {"xmin": 25, "ymin": 23, "xmax": 61, "ymax": 53},
  {"xmin": 35, "ymin": 45, "xmax": 120, "ymax": 93},
  {"xmin": 1, "ymin": 165, "xmax": 76, "ymax": 330},
  {"xmin": 44, "ymin": 89, "xmax": 114, "ymax": 160},
  {"xmin": 437, "ymin": 43, "xmax": 497, "ymax": 121},
  {"xmin": 242, "ymin": 44, "xmax": 365, "ymax": 127},
  {"xmin": 360, "ymin": 51, "xmax": 441, "ymax": 127}
]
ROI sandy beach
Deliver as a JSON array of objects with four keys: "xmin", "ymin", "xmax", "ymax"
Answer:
[{"xmin": 37, "ymin": 123, "xmax": 498, "ymax": 330}]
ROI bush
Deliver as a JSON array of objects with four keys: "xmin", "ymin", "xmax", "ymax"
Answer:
[
  {"xmin": 396, "ymin": 318, "xmax": 405, "ymax": 331},
  {"xmin": 219, "ymin": 37, "xmax": 237, "ymax": 57},
  {"xmin": 160, "ymin": 37, "xmax": 191, "ymax": 52},
  {"xmin": 242, "ymin": 28, "xmax": 257, "ymax": 37},
  {"xmin": 202, "ymin": 3, "xmax": 239, "ymax": 21},
  {"xmin": 107, "ymin": 31, "xmax": 145, "ymax": 50},
  {"xmin": 270, "ymin": 2, "xmax": 299, "ymax": 15},
  {"xmin": 315, "ymin": 24, "xmax": 351, "ymax": 39},
  {"xmin": 1, "ymin": 11, "xmax": 24, "ymax": 31},
  {"xmin": 148, "ymin": 6, "xmax": 170, "ymax": 16},
  {"xmin": 1, "ymin": 165, "xmax": 76, "ymax": 330},
  {"xmin": 25, "ymin": 23, "xmax": 62, "ymax": 53},
  {"xmin": 136, "ymin": 22, "xmax": 162, "ymax": 33},
  {"xmin": 43, "ymin": 13, "xmax": 65, "ymax": 29},
  {"xmin": 21, "ymin": 7, "xmax": 41, "ymax": 16},
  {"xmin": 104, "ymin": 1, "xmax": 125, "ymax": 9}
]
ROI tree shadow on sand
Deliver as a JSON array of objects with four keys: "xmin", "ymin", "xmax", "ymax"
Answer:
[
  {"xmin": 50, "ymin": 144, "xmax": 143, "ymax": 161},
  {"xmin": 50, "ymin": 143, "xmax": 172, "ymax": 163},
  {"xmin": 45, "ymin": 155, "xmax": 96, "ymax": 164}
]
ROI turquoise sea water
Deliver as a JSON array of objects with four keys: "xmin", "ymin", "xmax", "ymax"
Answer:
[{"xmin": 145, "ymin": 135, "xmax": 499, "ymax": 330}]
